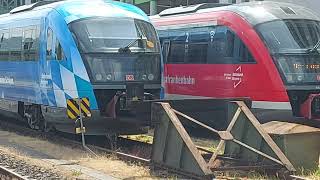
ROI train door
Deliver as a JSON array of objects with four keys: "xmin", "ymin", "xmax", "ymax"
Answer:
[
  {"xmin": 161, "ymin": 29, "xmax": 193, "ymax": 96},
  {"xmin": 40, "ymin": 26, "xmax": 67, "ymax": 107},
  {"xmin": 205, "ymin": 25, "xmax": 256, "ymax": 97},
  {"xmin": 161, "ymin": 40, "xmax": 170, "ymax": 64},
  {"xmin": 161, "ymin": 39, "xmax": 170, "ymax": 96},
  {"xmin": 22, "ymin": 25, "xmax": 41, "ymax": 102}
]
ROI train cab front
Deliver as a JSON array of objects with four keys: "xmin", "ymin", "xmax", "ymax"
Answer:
[
  {"xmin": 69, "ymin": 17, "xmax": 161, "ymax": 133},
  {"xmin": 256, "ymin": 19, "xmax": 320, "ymax": 121}
]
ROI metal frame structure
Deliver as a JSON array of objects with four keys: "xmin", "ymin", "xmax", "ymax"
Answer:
[{"xmin": 151, "ymin": 100, "xmax": 295, "ymax": 179}]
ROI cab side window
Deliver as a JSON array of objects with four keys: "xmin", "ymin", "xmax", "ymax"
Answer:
[
  {"xmin": 47, "ymin": 28, "xmax": 66, "ymax": 61},
  {"xmin": 55, "ymin": 39, "xmax": 65, "ymax": 61},
  {"xmin": 46, "ymin": 28, "xmax": 53, "ymax": 60}
]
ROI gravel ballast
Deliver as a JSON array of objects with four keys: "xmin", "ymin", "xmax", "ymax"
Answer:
[{"xmin": 0, "ymin": 150, "xmax": 62, "ymax": 179}]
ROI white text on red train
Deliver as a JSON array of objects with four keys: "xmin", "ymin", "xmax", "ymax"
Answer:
[{"xmin": 223, "ymin": 66, "xmax": 243, "ymax": 88}]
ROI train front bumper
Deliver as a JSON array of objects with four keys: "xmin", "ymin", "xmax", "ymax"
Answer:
[{"xmin": 42, "ymin": 107, "xmax": 148, "ymax": 135}]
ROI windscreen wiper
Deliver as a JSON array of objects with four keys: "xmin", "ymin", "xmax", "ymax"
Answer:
[
  {"xmin": 118, "ymin": 25, "xmax": 149, "ymax": 53},
  {"xmin": 306, "ymin": 38, "xmax": 320, "ymax": 53},
  {"xmin": 118, "ymin": 38, "xmax": 140, "ymax": 53}
]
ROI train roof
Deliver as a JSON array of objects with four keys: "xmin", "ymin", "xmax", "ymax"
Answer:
[
  {"xmin": 152, "ymin": 1, "xmax": 320, "ymax": 26},
  {"xmin": 0, "ymin": 0, "xmax": 149, "ymax": 25}
]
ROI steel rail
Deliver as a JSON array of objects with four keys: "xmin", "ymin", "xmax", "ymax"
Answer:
[{"xmin": 0, "ymin": 165, "xmax": 28, "ymax": 180}]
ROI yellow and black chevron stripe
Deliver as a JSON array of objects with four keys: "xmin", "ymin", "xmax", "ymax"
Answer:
[
  {"xmin": 80, "ymin": 97, "xmax": 91, "ymax": 118},
  {"xmin": 67, "ymin": 97, "xmax": 91, "ymax": 120}
]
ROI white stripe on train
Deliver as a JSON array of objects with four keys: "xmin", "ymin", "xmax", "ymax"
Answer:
[{"xmin": 164, "ymin": 94, "xmax": 292, "ymax": 110}]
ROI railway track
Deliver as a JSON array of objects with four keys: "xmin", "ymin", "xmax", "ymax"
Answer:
[
  {"xmin": 0, "ymin": 117, "xmax": 309, "ymax": 180},
  {"xmin": 0, "ymin": 120, "xmax": 257, "ymax": 179},
  {"xmin": 0, "ymin": 118, "xmax": 194, "ymax": 179},
  {"xmin": 0, "ymin": 165, "xmax": 27, "ymax": 180},
  {"xmin": 0, "ymin": 149, "xmax": 62, "ymax": 180}
]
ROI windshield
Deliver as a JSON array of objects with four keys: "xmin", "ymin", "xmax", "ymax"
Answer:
[
  {"xmin": 69, "ymin": 17, "xmax": 160, "ymax": 53},
  {"xmin": 256, "ymin": 19, "xmax": 320, "ymax": 85},
  {"xmin": 256, "ymin": 19, "xmax": 320, "ymax": 54}
]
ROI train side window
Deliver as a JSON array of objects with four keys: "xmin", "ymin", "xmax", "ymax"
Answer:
[
  {"xmin": 207, "ymin": 26, "xmax": 255, "ymax": 64},
  {"xmin": 22, "ymin": 26, "xmax": 39, "ymax": 61},
  {"xmin": 47, "ymin": 28, "xmax": 66, "ymax": 61},
  {"xmin": 0, "ymin": 30, "xmax": 9, "ymax": 61},
  {"xmin": 187, "ymin": 28, "xmax": 211, "ymax": 64},
  {"xmin": 168, "ymin": 42, "xmax": 185, "ymax": 63},
  {"xmin": 46, "ymin": 28, "xmax": 53, "ymax": 60},
  {"xmin": 161, "ymin": 40, "xmax": 170, "ymax": 64},
  {"xmin": 158, "ymin": 31, "xmax": 170, "ymax": 63},
  {"xmin": 55, "ymin": 40, "xmax": 65, "ymax": 61},
  {"xmin": 167, "ymin": 30, "xmax": 187, "ymax": 63},
  {"xmin": 9, "ymin": 28, "xmax": 23, "ymax": 61},
  {"xmin": 207, "ymin": 27, "xmax": 234, "ymax": 64},
  {"xmin": 238, "ymin": 42, "xmax": 255, "ymax": 63}
]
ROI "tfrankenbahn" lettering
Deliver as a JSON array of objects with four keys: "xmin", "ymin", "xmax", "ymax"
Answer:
[{"xmin": 164, "ymin": 75, "xmax": 195, "ymax": 85}]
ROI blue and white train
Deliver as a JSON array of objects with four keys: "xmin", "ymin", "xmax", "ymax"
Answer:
[{"xmin": 0, "ymin": 0, "xmax": 161, "ymax": 135}]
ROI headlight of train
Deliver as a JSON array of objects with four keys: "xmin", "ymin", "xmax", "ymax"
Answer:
[
  {"xmin": 106, "ymin": 74, "xmax": 112, "ymax": 81},
  {"xmin": 148, "ymin": 74, "xmax": 154, "ymax": 81},
  {"xmin": 142, "ymin": 74, "xmax": 147, "ymax": 81},
  {"xmin": 297, "ymin": 75, "xmax": 304, "ymax": 82},
  {"xmin": 95, "ymin": 74, "xmax": 103, "ymax": 81},
  {"xmin": 286, "ymin": 75, "xmax": 293, "ymax": 83}
]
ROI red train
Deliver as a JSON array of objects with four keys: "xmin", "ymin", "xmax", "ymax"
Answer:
[{"xmin": 151, "ymin": 2, "xmax": 320, "ymax": 122}]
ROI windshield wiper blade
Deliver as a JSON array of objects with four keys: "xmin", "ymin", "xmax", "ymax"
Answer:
[
  {"xmin": 118, "ymin": 25, "xmax": 149, "ymax": 53},
  {"xmin": 118, "ymin": 38, "xmax": 140, "ymax": 53},
  {"xmin": 306, "ymin": 39, "xmax": 320, "ymax": 53}
]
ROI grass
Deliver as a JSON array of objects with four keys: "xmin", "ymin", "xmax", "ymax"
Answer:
[
  {"xmin": 298, "ymin": 168, "xmax": 320, "ymax": 180},
  {"xmin": 121, "ymin": 134, "xmax": 154, "ymax": 144},
  {"xmin": 313, "ymin": 168, "xmax": 320, "ymax": 177},
  {"xmin": 225, "ymin": 168, "xmax": 320, "ymax": 180},
  {"xmin": 71, "ymin": 170, "xmax": 82, "ymax": 177}
]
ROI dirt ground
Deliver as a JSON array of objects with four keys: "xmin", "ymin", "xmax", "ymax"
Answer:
[
  {"xmin": 0, "ymin": 130, "xmax": 154, "ymax": 179},
  {"xmin": 1, "ymin": 129, "xmax": 319, "ymax": 180}
]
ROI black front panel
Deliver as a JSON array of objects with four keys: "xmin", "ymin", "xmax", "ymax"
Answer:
[
  {"xmin": 93, "ymin": 88, "xmax": 160, "ymax": 116},
  {"xmin": 287, "ymin": 90, "xmax": 320, "ymax": 116},
  {"xmin": 82, "ymin": 53, "xmax": 161, "ymax": 84}
]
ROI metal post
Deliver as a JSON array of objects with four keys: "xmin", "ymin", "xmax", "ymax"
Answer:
[
  {"xmin": 77, "ymin": 98, "xmax": 97, "ymax": 156},
  {"xmin": 150, "ymin": 0, "xmax": 157, "ymax": 15},
  {"xmin": 78, "ymin": 99, "xmax": 86, "ymax": 147}
]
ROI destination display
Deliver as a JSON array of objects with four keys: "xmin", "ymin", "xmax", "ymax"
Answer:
[{"xmin": 293, "ymin": 63, "xmax": 320, "ymax": 70}]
